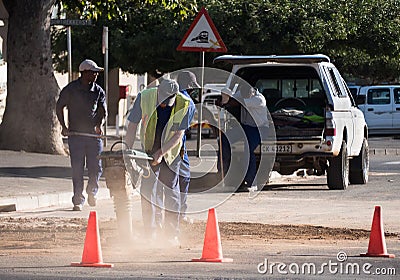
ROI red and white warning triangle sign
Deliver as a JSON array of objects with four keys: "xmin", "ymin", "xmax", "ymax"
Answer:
[{"xmin": 177, "ymin": 7, "xmax": 227, "ymax": 52}]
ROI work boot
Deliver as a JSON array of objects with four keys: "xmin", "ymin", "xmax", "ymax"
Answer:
[
  {"xmin": 72, "ymin": 204, "xmax": 82, "ymax": 211},
  {"xmin": 236, "ymin": 181, "xmax": 250, "ymax": 192},
  {"xmin": 88, "ymin": 195, "xmax": 97, "ymax": 207}
]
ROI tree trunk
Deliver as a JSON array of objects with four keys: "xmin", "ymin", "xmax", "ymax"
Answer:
[{"xmin": 0, "ymin": 0, "xmax": 65, "ymax": 154}]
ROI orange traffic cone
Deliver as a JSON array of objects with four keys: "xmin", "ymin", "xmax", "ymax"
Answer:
[
  {"xmin": 360, "ymin": 206, "xmax": 395, "ymax": 258},
  {"xmin": 71, "ymin": 211, "xmax": 114, "ymax": 267},
  {"xmin": 192, "ymin": 208, "xmax": 233, "ymax": 262}
]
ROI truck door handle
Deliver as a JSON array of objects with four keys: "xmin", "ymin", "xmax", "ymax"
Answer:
[{"xmin": 367, "ymin": 108, "xmax": 374, "ymax": 111}]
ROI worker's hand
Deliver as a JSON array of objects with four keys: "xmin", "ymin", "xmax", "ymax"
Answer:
[
  {"xmin": 95, "ymin": 126, "xmax": 103, "ymax": 135},
  {"xmin": 151, "ymin": 150, "xmax": 163, "ymax": 166},
  {"xmin": 61, "ymin": 126, "xmax": 69, "ymax": 136}
]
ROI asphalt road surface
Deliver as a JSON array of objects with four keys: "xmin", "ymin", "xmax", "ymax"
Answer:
[{"xmin": 0, "ymin": 151, "xmax": 399, "ymax": 279}]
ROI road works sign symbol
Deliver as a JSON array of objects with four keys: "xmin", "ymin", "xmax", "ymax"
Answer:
[
  {"xmin": 192, "ymin": 31, "xmax": 209, "ymax": 43},
  {"xmin": 177, "ymin": 7, "xmax": 227, "ymax": 52}
]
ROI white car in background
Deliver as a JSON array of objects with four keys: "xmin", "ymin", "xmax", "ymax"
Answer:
[{"xmin": 356, "ymin": 85, "xmax": 400, "ymax": 134}]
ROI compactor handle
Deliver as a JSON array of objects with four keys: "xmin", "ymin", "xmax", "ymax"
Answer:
[
  {"xmin": 110, "ymin": 140, "xmax": 129, "ymax": 152},
  {"xmin": 107, "ymin": 140, "xmax": 153, "ymax": 161}
]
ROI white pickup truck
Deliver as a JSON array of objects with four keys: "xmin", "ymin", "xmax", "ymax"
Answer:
[{"xmin": 214, "ymin": 54, "xmax": 369, "ymax": 190}]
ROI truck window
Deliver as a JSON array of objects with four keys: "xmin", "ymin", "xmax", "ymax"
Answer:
[
  {"xmin": 235, "ymin": 65, "xmax": 324, "ymax": 101},
  {"xmin": 323, "ymin": 67, "xmax": 339, "ymax": 96},
  {"xmin": 323, "ymin": 66, "xmax": 349, "ymax": 98},
  {"xmin": 309, "ymin": 79, "xmax": 324, "ymax": 97},
  {"xmin": 255, "ymin": 78, "xmax": 322, "ymax": 99},
  {"xmin": 255, "ymin": 79, "xmax": 279, "ymax": 92},
  {"xmin": 295, "ymin": 79, "xmax": 309, "ymax": 98},
  {"xmin": 367, "ymin": 88, "xmax": 390, "ymax": 105},
  {"xmin": 394, "ymin": 88, "xmax": 400, "ymax": 104},
  {"xmin": 329, "ymin": 69, "xmax": 340, "ymax": 95},
  {"xmin": 282, "ymin": 79, "xmax": 295, "ymax": 97},
  {"xmin": 281, "ymin": 79, "xmax": 309, "ymax": 98}
]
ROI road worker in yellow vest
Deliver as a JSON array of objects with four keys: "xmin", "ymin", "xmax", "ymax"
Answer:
[{"xmin": 125, "ymin": 78, "xmax": 195, "ymax": 246}]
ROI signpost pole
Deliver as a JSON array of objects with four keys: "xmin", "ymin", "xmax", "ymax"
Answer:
[
  {"xmin": 103, "ymin": 26, "xmax": 109, "ymax": 147},
  {"xmin": 67, "ymin": 26, "xmax": 72, "ymax": 83},
  {"xmin": 196, "ymin": 51, "xmax": 205, "ymax": 157},
  {"xmin": 176, "ymin": 7, "xmax": 227, "ymax": 158}
]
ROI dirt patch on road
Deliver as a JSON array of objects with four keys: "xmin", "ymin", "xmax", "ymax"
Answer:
[
  {"xmin": 190, "ymin": 222, "xmax": 398, "ymax": 245},
  {"xmin": 219, "ymin": 222, "xmax": 373, "ymax": 240},
  {"xmin": 0, "ymin": 217, "xmax": 398, "ymax": 253}
]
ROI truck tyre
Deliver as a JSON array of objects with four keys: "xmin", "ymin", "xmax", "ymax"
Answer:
[
  {"xmin": 349, "ymin": 138, "xmax": 369, "ymax": 184},
  {"xmin": 327, "ymin": 140, "xmax": 349, "ymax": 190}
]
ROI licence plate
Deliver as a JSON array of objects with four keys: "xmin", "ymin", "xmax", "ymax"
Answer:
[{"xmin": 261, "ymin": 144, "xmax": 292, "ymax": 154}]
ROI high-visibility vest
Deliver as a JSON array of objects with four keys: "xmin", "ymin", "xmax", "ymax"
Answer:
[{"xmin": 140, "ymin": 87, "xmax": 191, "ymax": 164}]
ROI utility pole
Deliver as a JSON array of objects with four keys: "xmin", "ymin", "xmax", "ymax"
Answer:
[{"xmin": 102, "ymin": 26, "xmax": 109, "ymax": 147}]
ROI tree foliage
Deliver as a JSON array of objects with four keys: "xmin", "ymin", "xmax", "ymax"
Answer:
[
  {"xmin": 52, "ymin": 0, "xmax": 198, "ymax": 77},
  {"xmin": 52, "ymin": 0, "xmax": 400, "ymax": 83}
]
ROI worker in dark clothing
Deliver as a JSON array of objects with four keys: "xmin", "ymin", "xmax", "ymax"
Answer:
[{"xmin": 56, "ymin": 59, "xmax": 107, "ymax": 211}]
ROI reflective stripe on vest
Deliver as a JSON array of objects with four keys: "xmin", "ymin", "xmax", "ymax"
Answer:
[{"xmin": 140, "ymin": 88, "xmax": 191, "ymax": 164}]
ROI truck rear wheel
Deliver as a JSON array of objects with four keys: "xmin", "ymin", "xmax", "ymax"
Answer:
[
  {"xmin": 349, "ymin": 138, "xmax": 369, "ymax": 184},
  {"xmin": 327, "ymin": 140, "xmax": 349, "ymax": 190}
]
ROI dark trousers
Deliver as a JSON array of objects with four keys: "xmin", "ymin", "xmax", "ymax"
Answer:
[
  {"xmin": 217, "ymin": 125, "xmax": 261, "ymax": 186},
  {"xmin": 141, "ymin": 157, "xmax": 181, "ymax": 237},
  {"xmin": 243, "ymin": 124, "xmax": 261, "ymax": 186},
  {"xmin": 179, "ymin": 153, "xmax": 190, "ymax": 216},
  {"xmin": 218, "ymin": 132, "xmax": 231, "ymax": 176},
  {"xmin": 68, "ymin": 136, "xmax": 103, "ymax": 206}
]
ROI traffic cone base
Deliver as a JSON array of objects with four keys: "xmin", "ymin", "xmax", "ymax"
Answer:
[
  {"xmin": 360, "ymin": 206, "xmax": 395, "ymax": 258},
  {"xmin": 360, "ymin": 253, "xmax": 395, "ymax": 258},
  {"xmin": 71, "ymin": 211, "xmax": 114, "ymax": 268},
  {"xmin": 192, "ymin": 208, "xmax": 233, "ymax": 263},
  {"xmin": 192, "ymin": 257, "xmax": 233, "ymax": 263},
  {"xmin": 71, "ymin": 262, "xmax": 114, "ymax": 268}
]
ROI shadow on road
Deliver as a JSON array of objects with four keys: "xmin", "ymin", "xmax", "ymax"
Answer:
[
  {"xmin": 263, "ymin": 183, "xmax": 329, "ymax": 191},
  {"xmin": 0, "ymin": 166, "xmax": 72, "ymax": 179}
]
